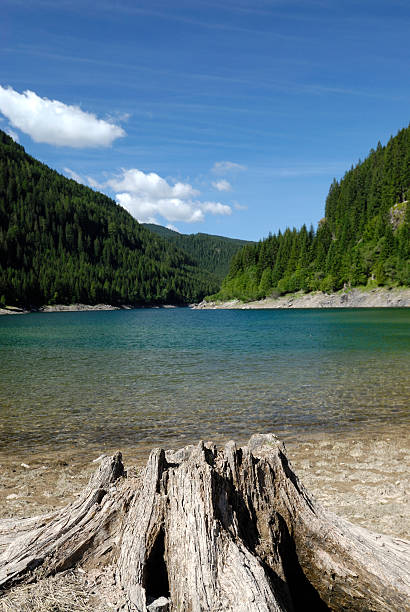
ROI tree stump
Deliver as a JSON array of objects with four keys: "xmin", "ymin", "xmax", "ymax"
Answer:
[{"xmin": 0, "ymin": 434, "xmax": 409, "ymax": 611}]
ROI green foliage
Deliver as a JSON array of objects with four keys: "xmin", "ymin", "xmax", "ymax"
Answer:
[
  {"xmin": 215, "ymin": 125, "xmax": 410, "ymax": 301},
  {"xmin": 0, "ymin": 131, "xmax": 219, "ymax": 307},
  {"xmin": 143, "ymin": 223, "xmax": 251, "ymax": 282}
]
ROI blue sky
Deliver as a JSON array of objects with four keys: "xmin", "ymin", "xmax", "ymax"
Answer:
[{"xmin": 1, "ymin": 0, "xmax": 409, "ymax": 240}]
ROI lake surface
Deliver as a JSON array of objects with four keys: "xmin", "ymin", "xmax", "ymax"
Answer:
[{"xmin": 0, "ymin": 308, "xmax": 409, "ymax": 462}]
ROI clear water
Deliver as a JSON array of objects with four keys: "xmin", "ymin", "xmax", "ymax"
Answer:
[{"xmin": 0, "ymin": 308, "xmax": 409, "ymax": 462}]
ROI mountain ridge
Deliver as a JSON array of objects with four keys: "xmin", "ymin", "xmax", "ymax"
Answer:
[
  {"xmin": 0, "ymin": 130, "xmax": 220, "ymax": 307},
  {"xmin": 213, "ymin": 124, "xmax": 409, "ymax": 302},
  {"xmin": 142, "ymin": 223, "xmax": 252, "ymax": 282}
]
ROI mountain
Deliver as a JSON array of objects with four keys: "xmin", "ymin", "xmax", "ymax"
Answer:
[
  {"xmin": 0, "ymin": 131, "xmax": 219, "ymax": 307},
  {"xmin": 143, "ymin": 223, "xmax": 252, "ymax": 282},
  {"xmin": 214, "ymin": 125, "xmax": 410, "ymax": 302}
]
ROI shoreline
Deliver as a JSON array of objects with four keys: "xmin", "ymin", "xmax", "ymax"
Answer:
[
  {"xmin": 0, "ymin": 303, "xmax": 182, "ymax": 315},
  {"xmin": 192, "ymin": 286, "xmax": 410, "ymax": 309},
  {"xmin": 0, "ymin": 303, "xmax": 123, "ymax": 316},
  {"xmin": 1, "ymin": 287, "xmax": 409, "ymax": 315}
]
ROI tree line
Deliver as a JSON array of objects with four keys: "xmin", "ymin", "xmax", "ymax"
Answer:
[
  {"xmin": 0, "ymin": 130, "xmax": 219, "ymax": 307},
  {"xmin": 214, "ymin": 124, "xmax": 409, "ymax": 301},
  {"xmin": 143, "ymin": 223, "xmax": 251, "ymax": 282}
]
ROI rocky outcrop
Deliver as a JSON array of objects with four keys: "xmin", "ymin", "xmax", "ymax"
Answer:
[{"xmin": 193, "ymin": 287, "xmax": 410, "ymax": 309}]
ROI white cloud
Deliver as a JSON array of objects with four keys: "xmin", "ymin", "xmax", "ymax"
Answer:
[
  {"xmin": 61, "ymin": 168, "xmax": 103, "ymax": 190},
  {"xmin": 0, "ymin": 85, "xmax": 125, "ymax": 148},
  {"xmin": 107, "ymin": 168, "xmax": 231, "ymax": 224},
  {"xmin": 115, "ymin": 192, "xmax": 204, "ymax": 223},
  {"xmin": 86, "ymin": 176, "xmax": 103, "ymax": 189},
  {"xmin": 212, "ymin": 161, "xmax": 247, "ymax": 174},
  {"xmin": 5, "ymin": 127, "xmax": 19, "ymax": 142},
  {"xmin": 166, "ymin": 224, "xmax": 180, "ymax": 233},
  {"xmin": 63, "ymin": 167, "xmax": 84, "ymax": 184},
  {"xmin": 107, "ymin": 169, "xmax": 199, "ymax": 200},
  {"xmin": 212, "ymin": 179, "xmax": 232, "ymax": 192},
  {"xmin": 201, "ymin": 201, "xmax": 232, "ymax": 215},
  {"xmin": 106, "ymin": 111, "xmax": 131, "ymax": 123}
]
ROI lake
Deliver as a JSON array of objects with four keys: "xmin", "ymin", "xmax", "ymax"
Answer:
[{"xmin": 0, "ymin": 308, "xmax": 409, "ymax": 463}]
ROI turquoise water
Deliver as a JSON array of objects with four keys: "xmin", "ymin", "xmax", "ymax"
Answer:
[{"xmin": 0, "ymin": 308, "xmax": 409, "ymax": 461}]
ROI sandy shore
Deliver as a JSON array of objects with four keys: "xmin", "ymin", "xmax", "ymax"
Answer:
[
  {"xmin": 193, "ymin": 287, "xmax": 410, "ymax": 309},
  {"xmin": 1, "ymin": 427, "xmax": 408, "ymax": 539}
]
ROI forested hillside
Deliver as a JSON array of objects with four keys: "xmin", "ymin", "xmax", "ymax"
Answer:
[
  {"xmin": 215, "ymin": 125, "xmax": 410, "ymax": 301},
  {"xmin": 0, "ymin": 131, "xmax": 219, "ymax": 307},
  {"xmin": 143, "ymin": 223, "xmax": 251, "ymax": 282}
]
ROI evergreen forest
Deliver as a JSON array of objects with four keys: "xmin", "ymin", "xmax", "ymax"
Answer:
[
  {"xmin": 0, "ymin": 130, "xmax": 220, "ymax": 307},
  {"xmin": 214, "ymin": 125, "xmax": 410, "ymax": 301},
  {"xmin": 143, "ymin": 223, "xmax": 251, "ymax": 282}
]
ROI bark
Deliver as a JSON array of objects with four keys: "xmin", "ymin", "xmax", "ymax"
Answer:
[{"xmin": 0, "ymin": 435, "xmax": 408, "ymax": 612}]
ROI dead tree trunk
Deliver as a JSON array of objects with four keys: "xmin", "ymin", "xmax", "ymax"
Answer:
[{"xmin": 0, "ymin": 434, "xmax": 409, "ymax": 611}]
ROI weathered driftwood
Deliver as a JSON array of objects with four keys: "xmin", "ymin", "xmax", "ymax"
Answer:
[{"xmin": 0, "ymin": 434, "xmax": 409, "ymax": 611}]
